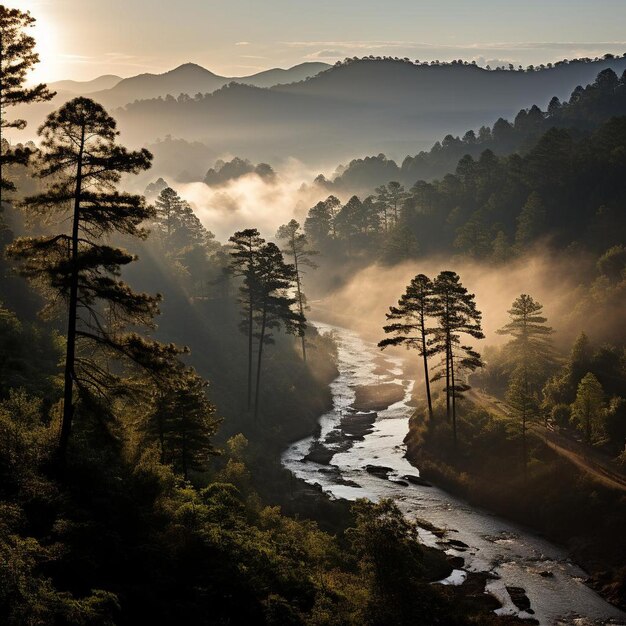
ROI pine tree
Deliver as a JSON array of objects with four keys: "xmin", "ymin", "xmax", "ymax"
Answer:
[
  {"xmin": 7, "ymin": 97, "xmax": 180, "ymax": 462},
  {"xmin": 361, "ymin": 196, "xmax": 383, "ymax": 235},
  {"xmin": 386, "ymin": 181, "xmax": 408, "ymax": 226},
  {"xmin": 515, "ymin": 192, "xmax": 546, "ymax": 250},
  {"xmin": 379, "ymin": 274, "xmax": 435, "ymax": 420},
  {"xmin": 375, "ymin": 182, "xmax": 408, "ymax": 231},
  {"xmin": 276, "ymin": 219, "xmax": 317, "ymax": 361},
  {"xmin": 251, "ymin": 242, "xmax": 303, "ymax": 421},
  {"xmin": 154, "ymin": 187, "xmax": 184, "ymax": 239},
  {"xmin": 335, "ymin": 196, "xmax": 363, "ymax": 253},
  {"xmin": 304, "ymin": 200, "xmax": 332, "ymax": 243},
  {"xmin": 505, "ymin": 367, "xmax": 540, "ymax": 480},
  {"xmin": 572, "ymin": 373, "xmax": 605, "ymax": 443},
  {"xmin": 431, "ymin": 271, "xmax": 484, "ymax": 444},
  {"xmin": 173, "ymin": 201, "xmax": 213, "ymax": 250},
  {"xmin": 0, "ymin": 6, "xmax": 55, "ymax": 194},
  {"xmin": 228, "ymin": 228, "xmax": 265, "ymax": 411},
  {"xmin": 148, "ymin": 368, "xmax": 218, "ymax": 479},
  {"xmin": 380, "ymin": 223, "xmax": 419, "ymax": 264},
  {"xmin": 498, "ymin": 294, "xmax": 555, "ymax": 380},
  {"xmin": 497, "ymin": 294, "xmax": 556, "ymax": 477},
  {"xmin": 325, "ymin": 195, "xmax": 341, "ymax": 238}
]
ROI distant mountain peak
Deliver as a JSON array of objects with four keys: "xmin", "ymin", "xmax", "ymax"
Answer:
[{"xmin": 168, "ymin": 62, "xmax": 217, "ymax": 76}]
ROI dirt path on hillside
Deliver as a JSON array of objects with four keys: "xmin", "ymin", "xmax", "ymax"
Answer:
[{"xmin": 467, "ymin": 389, "xmax": 626, "ymax": 493}]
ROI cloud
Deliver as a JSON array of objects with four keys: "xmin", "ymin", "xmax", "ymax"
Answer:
[
  {"xmin": 235, "ymin": 41, "xmax": 251, "ymax": 46},
  {"xmin": 175, "ymin": 158, "xmax": 331, "ymax": 242},
  {"xmin": 304, "ymin": 49, "xmax": 347, "ymax": 60}
]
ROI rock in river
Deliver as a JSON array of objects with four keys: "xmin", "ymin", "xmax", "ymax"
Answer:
[
  {"xmin": 365, "ymin": 464, "xmax": 394, "ymax": 478},
  {"xmin": 304, "ymin": 441, "xmax": 335, "ymax": 465},
  {"xmin": 506, "ymin": 586, "xmax": 532, "ymax": 613},
  {"xmin": 340, "ymin": 410, "xmax": 377, "ymax": 438},
  {"xmin": 401, "ymin": 474, "xmax": 432, "ymax": 487},
  {"xmin": 352, "ymin": 383, "xmax": 405, "ymax": 411}
]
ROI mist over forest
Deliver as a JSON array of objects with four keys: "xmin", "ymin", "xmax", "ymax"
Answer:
[{"xmin": 2, "ymin": 3, "xmax": 626, "ymax": 625}]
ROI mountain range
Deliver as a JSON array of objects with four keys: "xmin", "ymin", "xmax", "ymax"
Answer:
[
  {"xmin": 86, "ymin": 62, "xmax": 331, "ymax": 108},
  {"xmin": 11, "ymin": 56, "xmax": 626, "ymax": 174},
  {"xmin": 49, "ymin": 74, "xmax": 123, "ymax": 94},
  {"xmin": 116, "ymin": 56, "xmax": 626, "ymax": 172},
  {"xmin": 13, "ymin": 62, "xmax": 330, "ymax": 134}
]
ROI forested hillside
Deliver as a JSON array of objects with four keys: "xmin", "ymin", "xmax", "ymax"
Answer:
[
  {"xmin": 2, "ymin": 3, "xmax": 626, "ymax": 624},
  {"xmin": 109, "ymin": 55, "xmax": 626, "ymax": 162},
  {"xmin": 322, "ymin": 66, "xmax": 626, "ymax": 190}
]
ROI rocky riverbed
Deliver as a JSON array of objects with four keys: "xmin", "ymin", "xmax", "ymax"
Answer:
[{"xmin": 282, "ymin": 322, "xmax": 626, "ymax": 626}]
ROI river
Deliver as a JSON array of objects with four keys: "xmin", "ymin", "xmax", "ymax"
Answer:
[{"xmin": 282, "ymin": 323, "xmax": 626, "ymax": 626}]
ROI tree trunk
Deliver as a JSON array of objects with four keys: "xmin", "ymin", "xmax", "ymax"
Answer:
[
  {"xmin": 59, "ymin": 124, "xmax": 85, "ymax": 462},
  {"xmin": 420, "ymin": 309, "xmax": 433, "ymax": 421},
  {"xmin": 522, "ymin": 410, "xmax": 527, "ymax": 483},
  {"xmin": 247, "ymin": 292, "xmax": 253, "ymax": 411},
  {"xmin": 253, "ymin": 304, "xmax": 268, "ymax": 422},
  {"xmin": 450, "ymin": 347, "xmax": 457, "ymax": 447},
  {"xmin": 293, "ymin": 241, "xmax": 306, "ymax": 362},
  {"xmin": 445, "ymin": 329, "xmax": 451, "ymax": 423}
]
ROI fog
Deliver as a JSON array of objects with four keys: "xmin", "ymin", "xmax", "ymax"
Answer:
[
  {"xmin": 138, "ymin": 159, "xmax": 623, "ymax": 354},
  {"xmin": 173, "ymin": 159, "xmax": 334, "ymax": 241},
  {"xmin": 308, "ymin": 249, "xmax": 623, "ymax": 349}
]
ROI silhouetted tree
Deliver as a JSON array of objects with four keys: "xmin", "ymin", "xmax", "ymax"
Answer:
[
  {"xmin": 0, "ymin": 6, "xmax": 55, "ymax": 193},
  {"xmin": 335, "ymin": 195, "xmax": 363, "ymax": 253},
  {"xmin": 431, "ymin": 271, "xmax": 484, "ymax": 444},
  {"xmin": 379, "ymin": 274, "xmax": 435, "ymax": 420},
  {"xmin": 251, "ymin": 242, "xmax": 303, "ymax": 421},
  {"xmin": 154, "ymin": 187, "xmax": 184, "ymax": 239},
  {"xmin": 276, "ymin": 219, "xmax": 318, "ymax": 361},
  {"xmin": 304, "ymin": 200, "xmax": 333, "ymax": 243},
  {"xmin": 7, "ymin": 97, "xmax": 180, "ymax": 463},
  {"xmin": 228, "ymin": 228, "xmax": 265, "ymax": 411}
]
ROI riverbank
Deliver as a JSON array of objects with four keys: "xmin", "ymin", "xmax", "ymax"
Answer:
[
  {"xmin": 279, "ymin": 323, "xmax": 626, "ymax": 624},
  {"xmin": 404, "ymin": 405, "xmax": 626, "ymax": 610}
]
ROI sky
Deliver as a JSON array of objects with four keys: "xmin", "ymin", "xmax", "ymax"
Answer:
[{"xmin": 12, "ymin": 0, "xmax": 626, "ymax": 83}]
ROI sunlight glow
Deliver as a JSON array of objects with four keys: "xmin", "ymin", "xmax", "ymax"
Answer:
[
  {"xmin": 5, "ymin": 0, "xmax": 60, "ymax": 84},
  {"xmin": 29, "ymin": 16, "xmax": 59, "ymax": 84}
]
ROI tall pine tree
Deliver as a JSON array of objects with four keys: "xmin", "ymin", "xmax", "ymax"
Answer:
[
  {"xmin": 8, "ymin": 97, "xmax": 180, "ymax": 462},
  {"xmin": 251, "ymin": 242, "xmax": 303, "ymax": 421},
  {"xmin": 228, "ymin": 228, "xmax": 265, "ymax": 411},
  {"xmin": 431, "ymin": 271, "xmax": 484, "ymax": 445},
  {"xmin": 276, "ymin": 219, "xmax": 317, "ymax": 361},
  {"xmin": 498, "ymin": 294, "xmax": 555, "ymax": 475},
  {"xmin": 379, "ymin": 274, "xmax": 435, "ymax": 420}
]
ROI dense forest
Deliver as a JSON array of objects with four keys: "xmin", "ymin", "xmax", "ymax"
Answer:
[
  {"xmin": 319, "ymin": 66, "xmax": 626, "ymax": 190},
  {"xmin": 2, "ymin": 4, "xmax": 626, "ymax": 625},
  {"xmin": 0, "ymin": 7, "xmax": 533, "ymax": 624}
]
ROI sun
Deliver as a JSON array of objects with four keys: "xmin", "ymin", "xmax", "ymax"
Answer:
[
  {"xmin": 7, "ymin": 0, "xmax": 60, "ymax": 84},
  {"xmin": 29, "ymin": 13, "xmax": 60, "ymax": 83}
]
